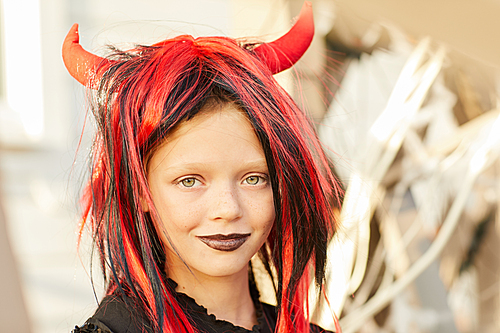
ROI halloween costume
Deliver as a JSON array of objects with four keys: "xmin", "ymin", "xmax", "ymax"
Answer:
[{"xmin": 64, "ymin": 2, "xmax": 342, "ymax": 332}]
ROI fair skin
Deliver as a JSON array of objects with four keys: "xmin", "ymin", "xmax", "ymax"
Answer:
[{"xmin": 146, "ymin": 103, "xmax": 275, "ymax": 329}]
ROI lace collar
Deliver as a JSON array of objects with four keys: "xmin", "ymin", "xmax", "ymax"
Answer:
[{"xmin": 166, "ymin": 278, "xmax": 269, "ymax": 333}]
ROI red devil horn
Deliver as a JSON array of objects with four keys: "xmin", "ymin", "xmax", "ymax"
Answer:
[
  {"xmin": 62, "ymin": 23, "xmax": 114, "ymax": 87},
  {"xmin": 254, "ymin": 2, "xmax": 314, "ymax": 74}
]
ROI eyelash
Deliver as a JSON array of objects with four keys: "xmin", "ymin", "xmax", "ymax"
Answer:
[
  {"xmin": 175, "ymin": 174, "xmax": 268, "ymax": 188},
  {"xmin": 177, "ymin": 177, "xmax": 201, "ymax": 188},
  {"xmin": 244, "ymin": 175, "xmax": 268, "ymax": 186}
]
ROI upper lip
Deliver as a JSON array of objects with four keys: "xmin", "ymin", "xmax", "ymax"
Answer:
[{"xmin": 197, "ymin": 233, "xmax": 251, "ymax": 240}]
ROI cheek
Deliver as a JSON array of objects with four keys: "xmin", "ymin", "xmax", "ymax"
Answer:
[
  {"xmin": 249, "ymin": 191, "xmax": 275, "ymax": 235},
  {"xmin": 151, "ymin": 188, "xmax": 203, "ymax": 234}
]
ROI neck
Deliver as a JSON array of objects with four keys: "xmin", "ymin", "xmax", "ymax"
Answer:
[{"xmin": 168, "ymin": 263, "xmax": 257, "ymax": 330}]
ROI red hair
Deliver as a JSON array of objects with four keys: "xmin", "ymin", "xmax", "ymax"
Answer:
[{"xmin": 80, "ymin": 34, "xmax": 342, "ymax": 332}]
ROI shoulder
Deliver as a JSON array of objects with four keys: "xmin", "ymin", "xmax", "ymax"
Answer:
[
  {"xmin": 260, "ymin": 302, "xmax": 334, "ymax": 333},
  {"xmin": 309, "ymin": 323, "xmax": 335, "ymax": 333},
  {"xmin": 72, "ymin": 295, "xmax": 150, "ymax": 333}
]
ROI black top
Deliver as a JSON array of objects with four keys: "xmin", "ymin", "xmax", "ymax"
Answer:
[{"xmin": 72, "ymin": 280, "xmax": 333, "ymax": 333}]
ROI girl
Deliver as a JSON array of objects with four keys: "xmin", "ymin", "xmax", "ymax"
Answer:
[{"xmin": 64, "ymin": 3, "xmax": 342, "ymax": 332}]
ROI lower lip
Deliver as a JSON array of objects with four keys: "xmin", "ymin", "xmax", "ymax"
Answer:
[{"xmin": 197, "ymin": 236, "xmax": 250, "ymax": 252}]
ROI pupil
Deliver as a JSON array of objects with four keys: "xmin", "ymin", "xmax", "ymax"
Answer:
[{"xmin": 183, "ymin": 179, "xmax": 194, "ymax": 187}]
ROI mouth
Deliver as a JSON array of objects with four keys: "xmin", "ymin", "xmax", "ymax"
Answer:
[{"xmin": 197, "ymin": 233, "xmax": 251, "ymax": 252}]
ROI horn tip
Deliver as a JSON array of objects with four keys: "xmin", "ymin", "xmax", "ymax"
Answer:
[
  {"xmin": 68, "ymin": 23, "xmax": 79, "ymax": 35},
  {"xmin": 299, "ymin": 2, "xmax": 314, "ymax": 23},
  {"xmin": 64, "ymin": 23, "xmax": 80, "ymax": 45}
]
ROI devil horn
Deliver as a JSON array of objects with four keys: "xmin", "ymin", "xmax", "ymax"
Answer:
[
  {"xmin": 253, "ymin": 2, "xmax": 314, "ymax": 74},
  {"xmin": 62, "ymin": 23, "xmax": 114, "ymax": 87}
]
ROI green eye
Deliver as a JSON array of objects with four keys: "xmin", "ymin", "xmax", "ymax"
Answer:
[
  {"xmin": 245, "ymin": 176, "xmax": 260, "ymax": 185},
  {"xmin": 181, "ymin": 178, "xmax": 197, "ymax": 187}
]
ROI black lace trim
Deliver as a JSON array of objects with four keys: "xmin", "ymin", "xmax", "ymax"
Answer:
[
  {"xmin": 72, "ymin": 322, "xmax": 111, "ymax": 333},
  {"xmin": 168, "ymin": 277, "xmax": 267, "ymax": 332}
]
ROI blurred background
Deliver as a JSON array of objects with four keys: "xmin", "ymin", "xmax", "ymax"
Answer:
[{"xmin": 1, "ymin": 0, "xmax": 499, "ymax": 332}]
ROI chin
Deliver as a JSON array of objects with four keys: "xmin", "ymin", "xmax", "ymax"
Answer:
[{"xmin": 193, "ymin": 255, "xmax": 252, "ymax": 278}]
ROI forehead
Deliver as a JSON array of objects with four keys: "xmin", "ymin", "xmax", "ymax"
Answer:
[{"xmin": 147, "ymin": 103, "xmax": 265, "ymax": 172}]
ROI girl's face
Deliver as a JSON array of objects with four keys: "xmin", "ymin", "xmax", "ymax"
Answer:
[{"xmin": 146, "ymin": 103, "xmax": 275, "ymax": 280}]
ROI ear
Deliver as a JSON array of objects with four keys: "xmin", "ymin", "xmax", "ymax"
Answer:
[
  {"xmin": 141, "ymin": 167, "xmax": 152, "ymax": 212},
  {"xmin": 140, "ymin": 192, "xmax": 151, "ymax": 212}
]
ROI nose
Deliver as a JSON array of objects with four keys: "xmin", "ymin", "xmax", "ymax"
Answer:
[{"xmin": 208, "ymin": 184, "xmax": 243, "ymax": 222}]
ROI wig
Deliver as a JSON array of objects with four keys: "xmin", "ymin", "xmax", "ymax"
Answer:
[{"xmin": 64, "ymin": 3, "xmax": 342, "ymax": 333}]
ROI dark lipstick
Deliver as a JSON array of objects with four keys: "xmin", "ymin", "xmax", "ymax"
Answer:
[{"xmin": 197, "ymin": 233, "xmax": 250, "ymax": 252}]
